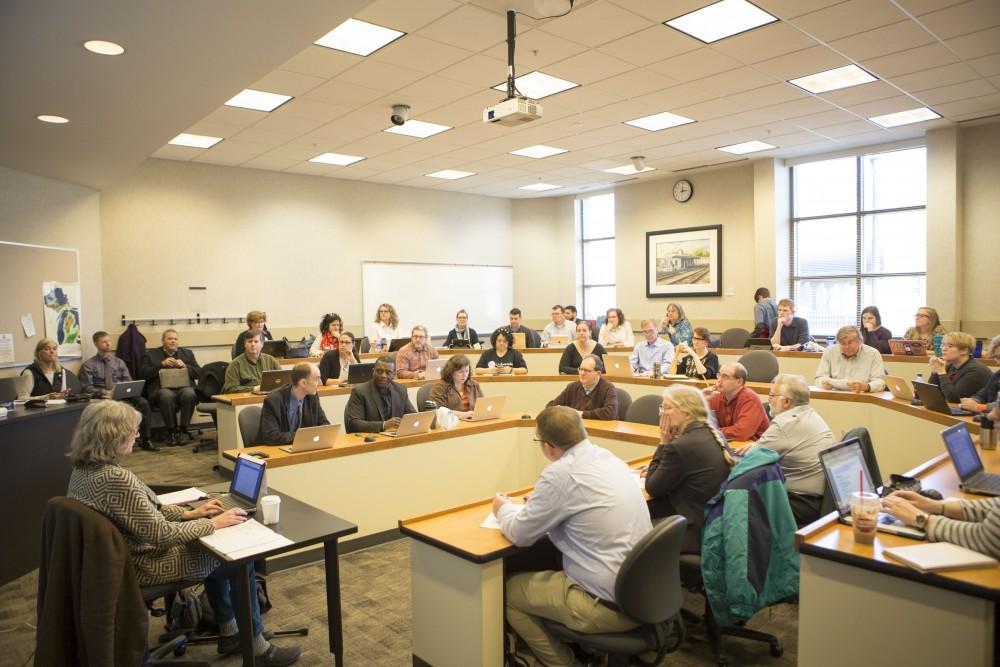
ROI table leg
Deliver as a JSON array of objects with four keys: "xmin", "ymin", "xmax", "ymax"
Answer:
[
  {"xmin": 324, "ymin": 539, "xmax": 345, "ymax": 666},
  {"xmin": 235, "ymin": 562, "xmax": 256, "ymax": 666}
]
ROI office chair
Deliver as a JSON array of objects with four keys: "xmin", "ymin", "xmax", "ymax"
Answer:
[
  {"xmin": 416, "ymin": 383, "xmax": 434, "ymax": 409},
  {"xmin": 625, "ymin": 394, "xmax": 661, "ymax": 425},
  {"xmin": 615, "ymin": 388, "xmax": 632, "ymax": 421},
  {"xmin": 719, "ymin": 328, "xmax": 751, "ymax": 349},
  {"xmin": 541, "ymin": 515, "xmax": 687, "ymax": 667},
  {"xmin": 737, "ymin": 350, "xmax": 780, "ymax": 383},
  {"xmin": 193, "ymin": 361, "xmax": 228, "ymax": 454},
  {"xmin": 819, "ymin": 426, "xmax": 882, "ymax": 518},
  {"xmin": 238, "ymin": 405, "xmax": 263, "ymax": 447}
]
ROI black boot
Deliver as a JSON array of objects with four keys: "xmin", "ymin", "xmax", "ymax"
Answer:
[{"xmin": 139, "ymin": 438, "xmax": 160, "ymax": 452}]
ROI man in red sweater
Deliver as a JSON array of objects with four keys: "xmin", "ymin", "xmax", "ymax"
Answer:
[{"xmin": 704, "ymin": 362, "xmax": 769, "ymax": 441}]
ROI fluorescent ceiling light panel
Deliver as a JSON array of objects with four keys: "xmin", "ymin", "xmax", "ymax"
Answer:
[
  {"xmin": 37, "ymin": 114, "xmax": 69, "ymax": 124},
  {"xmin": 624, "ymin": 111, "xmax": 695, "ymax": 132},
  {"xmin": 314, "ymin": 18, "xmax": 405, "ymax": 56},
  {"xmin": 168, "ymin": 133, "xmax": 222, "ymax": 148},
  {"xmin": 603, "ymin": 164, "xmax": 656, "ymax": 175},
  {"xmin": 492, "ymin": 71, "xmax": 579, "ymax": 99},
  {"xmin": 717, "ymin": 140, "xmax": 775, "ymax": 154},
  {"xmin": 427, "ymin": 170, "xmax": 474, "ymax": 180},
  {"xmin": 225, "ymin": 89, "xmax": 292, "ymax": 112},
  {"xmin": 309, "ymin": 152, "xmax": 365, "ymax": 166},
  {"xmin": 519, "ymin": 183, "xmax": 561, "ymax": 191},
  {"xmin": 383, "ymin": 119, "xmax": 452, "ymax": 138},
  {"xmin": 868, "ymin": 107, "xmax": 941, "ymax": 128},
  {"xmin": 84, "ymin": 39, "xmax": 125, "ymax": 55},
  {"xmin": 788, "ymin": 64, "xmax": 877, "ymax": 94},
  {"xmin": 665, "ymin": 0, "xmax": 778, "ymax": 43},
  {"xmin": 510, "ymin": 145, "xmax": 568, "ymax": 159}
]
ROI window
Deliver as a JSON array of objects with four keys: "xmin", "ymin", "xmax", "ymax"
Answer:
[
  {"xmin": 790, "ymin": 147, "xmax": 926, "ymax": 337},
  {"xmin": 576, "ymin": 193, "xmax": 616, "ymax": 321}
]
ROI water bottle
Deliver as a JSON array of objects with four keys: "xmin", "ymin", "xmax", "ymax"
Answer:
[
  {"xmin": 980, "ymin": 418, "xmax": 997, "ymax": 451},
  {"xmin": 653, "ymin": 362, "xmax": 661, "ymax": 379}
]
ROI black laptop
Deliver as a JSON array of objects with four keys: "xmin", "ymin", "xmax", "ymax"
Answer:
[
  {"xmin": 195, "ymin": 455, "xmax": 265, "ymax": 513},
  {"xmin": 745, "ymin": 337, "xmax": 772, "ymax": 350},
  {"xmin": 941, "ymin": 422, "xmax": 1000, "ymax": 496},
  {"xmin": 912, "ymin": 380, "xmax": 973, "ymax": 416},
  {"xmin": 262, "ymin": 339, "xmax": 289, "ymax": 358},
  {"xmin": 387, "ymin": 338, "xmax": 411, "ymax": 352},
  {"xmin": 345, "ymin": 362, "xmax": 376, "ymax": 385}
]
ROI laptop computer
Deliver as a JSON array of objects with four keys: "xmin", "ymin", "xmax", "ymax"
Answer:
[
  {"xmin": 912, "ymin": 380, "xmax": 973, "ymax": 416},
  {"xmin": 602, "ymin": 354, "xmax": 633, "ymax": 377},
  {"xmin": 388, "ymin": 338, "xmax": 410, "ymax": 352},
  {"xmin": 252, "ymin": 369, "xmax": 292, "ymax": 395},
  {"xmin": 746, "ymin": 337, "xmax": 773, "ymax": 350},
  {"xmin": 510, "ymin": 332, "xmax": 527, "ymax": 349},
  {"xmin": 381, "ymin": 410, "xmax": 436, "ymax": 437},
  {"xmin": 889, "ymin": 338, "xmax": 927, "ymax": 356},
  {"xmin": 819, "ymin": 438, "xmax": 925, "ymax": 539},
  {"xmin": 261, "ymin": 339, "xmax": 289, "ymax": 358},
  {"xmin": 883, "ymin": 375, "xmax": 915, "ymax": 401},
  {"xmin": 941, "ymin": 422, "xmax": 1000, "ymax": 496},
  {"xmin": 345, "ymin": 362, "xmax": 375, "ymax": 386},
  {"xmin": 279, "ymin": 423, "xmax": 341, "ymax": 454},
  {"xmin": 110, "ymin": 379, "xmax": 145, "ymax": 400},
  {"xmin": 461, "ymin": 395, "xmax": 505, "ymax": 422},
  {"xmin": 196, "ymin": 454, "xmax": 265, "ymax": 513},
  {"xmin": 425, "ymin": 358, "xmax": 447, "ymax": 381},
  {"xmin": 548, "ymin": 335, "xmax": 569, "ymax": 346}
]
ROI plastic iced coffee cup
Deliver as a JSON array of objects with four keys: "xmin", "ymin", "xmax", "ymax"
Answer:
[{"xmin": 849, "ymin": 491, "xmax": 880, "ymax": 544}]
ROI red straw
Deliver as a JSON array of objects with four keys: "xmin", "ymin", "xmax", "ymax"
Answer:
[{"xmin": 859, "ymin": 469, "xmax": 863, "ymax": 497}]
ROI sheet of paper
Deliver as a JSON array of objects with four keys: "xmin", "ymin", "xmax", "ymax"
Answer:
[
  {"xmin": 0, "ymin": 333, "xmax": 13, "ymax": 365},
  {"xmin": 631, "ymin": 470, "xmax": 645, "ymax": 488},
  {"xmin": 20, "ymin": 313, "xmax": 35, "ymax": 338},
  {"xmin": 199, "ymin": 518, "xmax": 293, "ymax": 559},
  {"xmin": 826, "ymin": 379, "xmax": 850, "ymax": 391},
  {"xmin": 481, "ymin": 502, "xmax": 524, "ymax": 529},
  {"xmin": 157, "ymin": 487, "xmax": 207, "ymax": 505}
]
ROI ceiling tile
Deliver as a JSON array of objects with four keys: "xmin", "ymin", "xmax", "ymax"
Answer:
[
  {"xmin": 480, "ymin": 29, "xmax": 589, "ymax": 69},
  {"xmin": 946, "ymin": 27, "xmax": 1000, "ymax": 60},
  {"xmin": 252, "ymin": 113, "xmax": 328, "ymax": 135},
  {"xmin": 543, "ymin": 50, "xmax": 635, "ymax": 85},
  {"xmin": 335, "ymin": 59, "xmax": 428, "ymax": 92},
  {"xmin": 754, "ymin": 45, "xmax": 847, "ymax": 81},
  {"xmin": 199, "ymin": 105, "xmax": 267, "ymax": 128},
  {"xmin": 829, "ymin": 20, "xmax": 935, "ymax": 62},
  {"xmin": 151, "ymin": 146, "xmax": 196, "ymax": 161},
  {"xmin": 648, "ymin": 48, "xmax": 743, "ymax": 82},
  {"xmin": 815, "ymin": 120, "xmax": 887, "ymax": 138},
  {"xmin": 280, "ymin": 46, "xmax": 363, "ymax": 79},
  {"xmin": 277, "ymin": 98, "xmax": 353, "ymax": 122},
  {"xmin": 673, "ymin": 97, "xmax": 751, "ymax": 121},
  {"xmin": 553, "ymin": 84, "xmax": 640, "ymax": 113},
  {"xmin": 764, "ymin": 96, "xmax": 844, "ymax": 119},
  {"xmin": 727, "ymin": 82, "xmax": 810, "ymax": 109},
  {"xmin": 193, "ymin": 151, "xmax": 254, "ymax": 166},
  {"xmin": 242, "ymin": 156, "xmax": 300, "ymax": 171},
  {"xmin": 304, "ymin": 79, "xmax": 386, "ymax": 106},
  {"xmin": 597, "ymin": 25, "xmax": 702, "ymax": 67},
  {"xmin": 917, "ymin": 0, "xmax": 1000, "ymax": 40},
  {"xmin": 914, "ymin": 79, "xmax": 999, "ymax": 105},
  {"xmin": 284, "ymin": 162, "xmax": 339, "ymax": 176},
  {"xmin": 251, "ymin": 69, "xmax": 327, "ymax": 97},
  {"xmin": 889, "ymin": 62, "xmax": 982, "ymax": 93},
  {"xmin": 754, "ymin": 0, "xmax": 852, "ymax": 20},
  {"xmin": 711, "ymin": 21, "xmax": 819, "ymax": 65},
  {"xmin": 292, "ymin": 123, "xmax": 372, "ymax": 145},
  {"xmin": 537, "ymin": 2, "xmax": 651, "ymax": 48},
  {"xmin": 416, "ymin": 4, "xmax": 507, "ymax": 52},
  {"xmin": 846, "ymin": 95, "xmax": 926, "ymax": 117},
  {"xmin": 820, "ymin": 80, "xmax": 901, "ymax": 107},
  {"xmin": 688, "ymin": 67, "xmax": 779, "ymax": 97},
  {"xmin": 791, "ymin": 108, "xmax": 863, "ymax": 128},
  {"xmin": 371, "ymin": 35, "xmax": 473, "ymax": 73},
  {"xmin": 185, "ymin": 120, "xmax": 247, "ymax": 139},
  {"xmin": 863, "ymin": 42, "xmax": 960, "ymax": 78},
  {"xmin": 356, "ymin": 0, "xmax": 461, "ymax": 33},
  {"xmin": 231, "ymin": 127, "xmax": 299, "ymax": 145},
  {"xmin": 554, "ymin": 124, "xmax": 647, "ymax": 151},
  {"xmin": 394, "ymin": 75, "xmax": 487, "ymax": 109},
  {"xmin": 259, "ymin": 146, "xmax": 319, "ymax": 161},
  {"xmin": 608, "ymin": 0, "xmax": 707, "ymax": 23},
  {"xmin": 590, "ymin": 68, "xmax": 679, "ymax": 98},
  {"xmin": 632, "ymin": 83, "xmax": 717, "ymax": 110},
  {"xmin": 206, "ymin": 138, "xmax": 274, "ymax": 156},
  {"xmin": 790, "ymin": 0, "xmax": 908, "ymax": 42},
  {"xmin": 437, "ymin": 54, "xmax": 509, "ymax": 87},
  {"xmin": 767, "ymin": 130, "xmax": 835, "ymax": 146},
  {"xmin": 894, "ymin": 0, "xmax": 968, "ymax": 15},
  {"xmin": 969, "ymin": 53, "xmax": 1000, "ymax": 77}
]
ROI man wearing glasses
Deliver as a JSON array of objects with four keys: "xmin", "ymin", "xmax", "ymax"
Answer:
[
  {"xmin": 394, "ymin": 325, "xmax": 439, "ymax": 380},
  {"xmin": 703, "ymin": 363, "xmax": 770, "ymax": 441},
  {"xmin": 815, "ymin": 325, "xmax": 886, "ymax": 393},
  {"xmin": 630, "ymin": 319, "xmax": 674, "ymax": 375},
  {"xmin": 733, "ymin": 374, "xmax": 833, "ymax": 525},
  {"xmin": 493, "ymin": 406, "xmax": 652, "ymax": 667},
  {"xmin": 546, "ymin": 354, "xmax": 619, "ymax": 420}
]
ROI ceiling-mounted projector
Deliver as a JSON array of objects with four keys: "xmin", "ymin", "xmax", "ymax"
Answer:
[{"xmin": 483, "ymin": 97, "xmax": 542, "ymax": 125}]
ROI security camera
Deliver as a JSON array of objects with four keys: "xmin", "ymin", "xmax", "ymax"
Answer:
[{"xmin": 390, "ymin": 104, "xmax": 410, "ymax": 126}]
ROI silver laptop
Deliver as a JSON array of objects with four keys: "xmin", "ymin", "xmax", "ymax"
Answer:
[
  {"xmin": 254, "ymin": 369, "xmax": 293, "ymax": 394},
  {"xmin": 425, "ymin": 358, "xmax": 447, "ymax": 381},
  {"xmin": 461, "ymin": 395, "xmax": 505, "ymax": 422},
  {"xmin": 381, "ymin": 410, "xmax": 436, "ymax": 437},
  {"xmin": 819, "ymin": 437, "xmax": 925, "ymax": 540},
  {"xmin": 279, "ymin": 423, "xmax": 341, "ymax": 454},
  {"xmin": 941, "ymin": 422, "xmax": 1000, "ymax": 496},
  {"xmin": 548, "ymin": 335, "xmax": 569, "ymax": 346},
  {"xmin": 110, "ymin": 379, "xmax": 145, "ymax": 400},
  {"xmin": 883, "ymin": 375, "xmax": 914, "ymax": 401},
  {"xmin": 603, "ymin": 354, "xmax": 633, "ymax": 377}
]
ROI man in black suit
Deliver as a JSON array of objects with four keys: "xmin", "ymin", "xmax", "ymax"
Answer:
[
  {"xmin": 344, "ymin": 355, "xmax": 415, "ymax": 433},
  {"xmin": 257, "ymin": 362, "xmax": 329, "ymax": 445},
  {"xmin": 139, "ymin": 329, "xmax": 201, "ymax": 445}
]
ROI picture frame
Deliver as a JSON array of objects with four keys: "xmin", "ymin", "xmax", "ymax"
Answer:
[{"xmin": 645, "ymin": 225, "xmax": 722, "ymax": 298}]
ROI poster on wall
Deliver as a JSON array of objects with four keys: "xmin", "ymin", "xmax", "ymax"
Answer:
[
  {"xmin": 42, "ymin": 281, "xmax": 82, "ymax": 357},
  {"xmin": 646, "ymin": 225, "xmax": 722, "ymax": 298}
]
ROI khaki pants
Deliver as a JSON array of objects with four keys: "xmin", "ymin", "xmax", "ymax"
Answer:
[{"xmin": 506, "ymin": 570, "xmax": 639, "ymax": 667}]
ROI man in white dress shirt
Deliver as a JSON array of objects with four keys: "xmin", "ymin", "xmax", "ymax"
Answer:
[
  {"xmin": 815, "ymin": 325, "xmax": 886, "ymax": 393},
  {"xmin": 541, "ymin": 305, "xmax": 576, "ymax": 347}
]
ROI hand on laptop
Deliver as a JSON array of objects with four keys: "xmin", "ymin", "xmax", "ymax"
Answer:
[
  {"xmin": 211, "ymin": 508, "xmax": 248, "ymax": 530},
  {"xmin": 882, "ymin": 491, "xmax": 942, "ymax": 526},
  {"xmin": 383, "ymin": 417, "xmax": 402, "ymax": 431},
  {"xmin": 184, "ymin": 498, "xmax": 224, "ymax": 520}
]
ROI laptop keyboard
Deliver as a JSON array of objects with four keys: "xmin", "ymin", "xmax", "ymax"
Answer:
[
  {"xmin": 970, "ymin": 474, "xmax": 1000, "ymax": 493},
  {"xmin": 216, "ymin": 494, "xmax": 251, "ymax": 511}
]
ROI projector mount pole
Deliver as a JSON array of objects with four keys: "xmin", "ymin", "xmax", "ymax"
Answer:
[{"xmin": 506, "ymin": 9, "xmax": 516, "ymax": 99}]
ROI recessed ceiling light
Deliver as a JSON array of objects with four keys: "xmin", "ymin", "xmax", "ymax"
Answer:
[
  {"xmin": 383, "ymin": 119, "xmax": 452, "ymax": 138},
  {"xmin": 224, "ymin": 89, "xmax": 292, "ymax": 112},
  {"xmin": 510, "ymin": 145, "xmax": 568, "ymax": 159},
  {"xmin": 492, "ymin": 71, "xmax": 579, "ymax": 99},
  {"xmin": 520, "ymin": 183, "xmax": 561, "ymax": 191},
  {"xmin": 309, "ymin": 152, "xmax": 365, "ymax": 166},
  {"xmin": 427, "ymin": 170, "xmax": 474, "ymax": 180},
  {"xmin": 717, "ymin": 140, "xmax": 775, "ymax": 154},
  {"xmin": 603, "ymin": 164, "xmax": 656, "ymax": 175},
  {"xmin": 314, "ymin": 18, "xmax": 405, "ymax": 56},
  {"xmin": 84, "ymin": 39, "xmax": 125, "ymax": 56},
  {"xmin": 624, "ymin": 111, "xmax": 696, "ymax": 132},
  {"xmin": 665, "ymin": 0, "xmax": 778, "ymax": 44},
  {"xmin": 788, "ymin": 64, "xmax": 877, "ymax": 94},
  {"xmin": 168, "ymin": 133, "xmax": 223, "ymax": 149},
  {"xmin": 37, "ymin": 115, "xmax": 69, "ymax": 124},
  {"xmin": 868, "ymin": 107, "xmax": 941, "ymax": 128}
]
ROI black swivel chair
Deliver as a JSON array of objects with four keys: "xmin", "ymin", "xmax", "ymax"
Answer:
[
  {"xmin": 541, "ymin": 515, "xmax": 688, "ymax": 667},
  {"xmin": 238, "ymin": 405, "xmax": 263, "ymax": 447},
  {"xmin": 193, "ymin": 361, "xmax": 228, "ymax": 454},
  {"xmin": 719, "ymin": 328, "xmax": 751, "ymax": 349},
  {"xmin": 615, "ymin": 388, "xmax": 632, "ymax": 421},
  {"xmin": 416, "ymin": 383, "xmax": 434, "ymax": 409},
  {"xmin": 625, "ymin": 394, "xmax": 661, "ymax": 425}
]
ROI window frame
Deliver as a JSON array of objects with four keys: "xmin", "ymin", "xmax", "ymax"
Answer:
[{"xmin": 576, "ymin": 193, "xmax": 616, "ymax": 321}]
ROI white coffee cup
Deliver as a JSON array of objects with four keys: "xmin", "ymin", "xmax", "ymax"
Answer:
[{"xmin": 260, "ymin": 495, "xmax": 281, "ymax": 525}]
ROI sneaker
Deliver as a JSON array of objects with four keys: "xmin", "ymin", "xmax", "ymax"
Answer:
[
  {"xmin": 217, "ymin": 631, "xmax": 275, "ymax": 655},
  {"xmin": 256, "ymin": 644, "xmax": 301, "ymax": 666}
]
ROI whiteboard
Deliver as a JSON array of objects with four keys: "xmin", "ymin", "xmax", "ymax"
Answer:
[{"xmin": 362, "ymin": 261, "xmax": 513, "ymax": 338}]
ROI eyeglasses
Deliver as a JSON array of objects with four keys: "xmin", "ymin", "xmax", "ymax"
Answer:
[
  {"xmin": 658, "ymin": 404, "xmax": 678, "ymax": 415},
  {"xmin": 768, "ymin": 392, "xmax": 789, "ymax": 400},
  {"xmin": 378, "ymin": 309, "xmax": 390, "ymax": 314},
  {"xmin": 915, "ymin": 313, "xmax": 929, "ymax": 318},
  {"xmin": 692, "ymin": 336, "xmax": 706, "ymax": 341}
]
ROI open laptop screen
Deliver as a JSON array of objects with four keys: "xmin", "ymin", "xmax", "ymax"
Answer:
[
  {"xmin": 820, "ymin": 438, "xmax": 876, "ymax": 514},
  {"xmin": 942, "ymin": 423, "xmax": 983, "ymax": 480},
  {"xmin": 231, "ymin": 456, "xmax": 265, "ymax": 503}
]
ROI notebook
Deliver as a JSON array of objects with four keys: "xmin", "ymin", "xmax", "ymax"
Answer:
[
  {"xmin": 941, "ymin": 422, "xmax": 1000, "ymax": 496},
  {"xmin": 462, "ymin": 395, "xmax": 505, "ymax": 422},
  {"xmin": 110, "ymin": 379, "xmax": 145, "ymax": 400},
  {"xmin": 381, "ymin": 410, "xmax": 436, "ymax": 437},
  {"xmin": 603, "ymin": 354, "xmax": 633, "ymax": 377},
  {"xmin": 279, "ymin": 423, "xmax": 340, "ymax": 454},
  {"xmin": 424, "ymin": 358, "xmax": 447, "ymax": 380},
  {"xmin": 819, "ymin": 437, "xmax": 925, "ymax": 540},
  {"xmin": 883, "ymin": 542, "xmax": 997, "ymax": 573},
  {"xmin": 913, "ymin": 380, "xmax": 972, "ymax": 416},
  {"xmin": 883, "ymin": 375, "xmax": 914, "ymax": 401}
]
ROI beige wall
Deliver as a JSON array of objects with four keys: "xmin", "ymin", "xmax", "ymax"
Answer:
[
  {"xmin": 0, "ymin": 166, "xmax": 103, "ymax": 373},
  {"xmin": 511, "ymin": 196, "xmax": 576, "ymax": 328},
  {"xmin": 960, "ymin": 121, "xmax": 1000, "ymax": 337}
]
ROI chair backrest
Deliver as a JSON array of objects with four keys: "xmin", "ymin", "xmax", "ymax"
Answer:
[
  {"xmin": 738, "ymin": 350, "xmax": 780, "ymax": 383},
  {"xmin": 416, "ymin": 383, "xmax": 433, "ymax": 409},
  {"xmin": 615, "ymin": 388, "xmax": 632, "ymax": 421},
  {"xmin": 238, "ymin": 405, "xmax": 263, "ymax": 446},
  {"xmin": 356, "ymin": 336, "xmax": 371, "ymax": 354},
  {"xmin": 719, "ymin": 327, "xmax": 751, "ymax": 349},
  {"xmin": 615, "ymin": 515, "xmax": 687, "ymax": 624},
  {"xmin": 843, "ymin": 426, "xmax": 882, "ymax": 488},
  {"xmin": 625, "ymin": 394, "xmax": 661, "ymax": 425}
]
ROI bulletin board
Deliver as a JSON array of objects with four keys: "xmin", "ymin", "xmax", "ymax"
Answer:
[{"xmin": 0, "ymin": 241, "xmax": 82, "ymax": 368}]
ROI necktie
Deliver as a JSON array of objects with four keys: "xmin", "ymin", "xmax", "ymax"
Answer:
[{"xmin": 104, "ymin": 358, "xmax": 114, "ymax": 391}]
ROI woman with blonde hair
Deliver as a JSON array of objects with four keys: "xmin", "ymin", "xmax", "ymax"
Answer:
[
  {"xmin": 369, "ymin": 303, "xmax": 401, "ymax": 351},
  {"xmin": 66, "ymin": 401, "xmax": 302, "ymax": 664},
  {"xmin": 429, "ymin": 354, "xmax": 483, "ymax": 419},
  {"xmin": 928, "ymin": 331, "xmax": 992, "ymax": 402},
  {"xmin": 20, "ymin": 337, "xmax": 79, "ymax": 397},
  {"xmin": 904, "ymin": 306, "xmax": 947, "ymax": 352},
  {"xmin": 644, "ymin": 384, "xmax": 733, "ymax": 553}
]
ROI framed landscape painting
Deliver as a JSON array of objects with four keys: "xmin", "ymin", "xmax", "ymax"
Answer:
[{"xmin": 646, "ymin": 225, "xmax": 722, "ymax": 298}]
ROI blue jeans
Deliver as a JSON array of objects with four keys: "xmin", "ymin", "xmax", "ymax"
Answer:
[{"xmin": 204, "ymin": 561, "xmax": 263, "ymax": 637}]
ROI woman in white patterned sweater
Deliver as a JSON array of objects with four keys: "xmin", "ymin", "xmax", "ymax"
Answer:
[{"xmin": 67, "ymin": 401, "xmax": 301, "ymax": 666}]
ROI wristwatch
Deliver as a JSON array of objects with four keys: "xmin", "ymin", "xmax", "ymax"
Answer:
[{"xmin": 915, "ymin": 512, "xmax": 929, "ymax": 529}]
